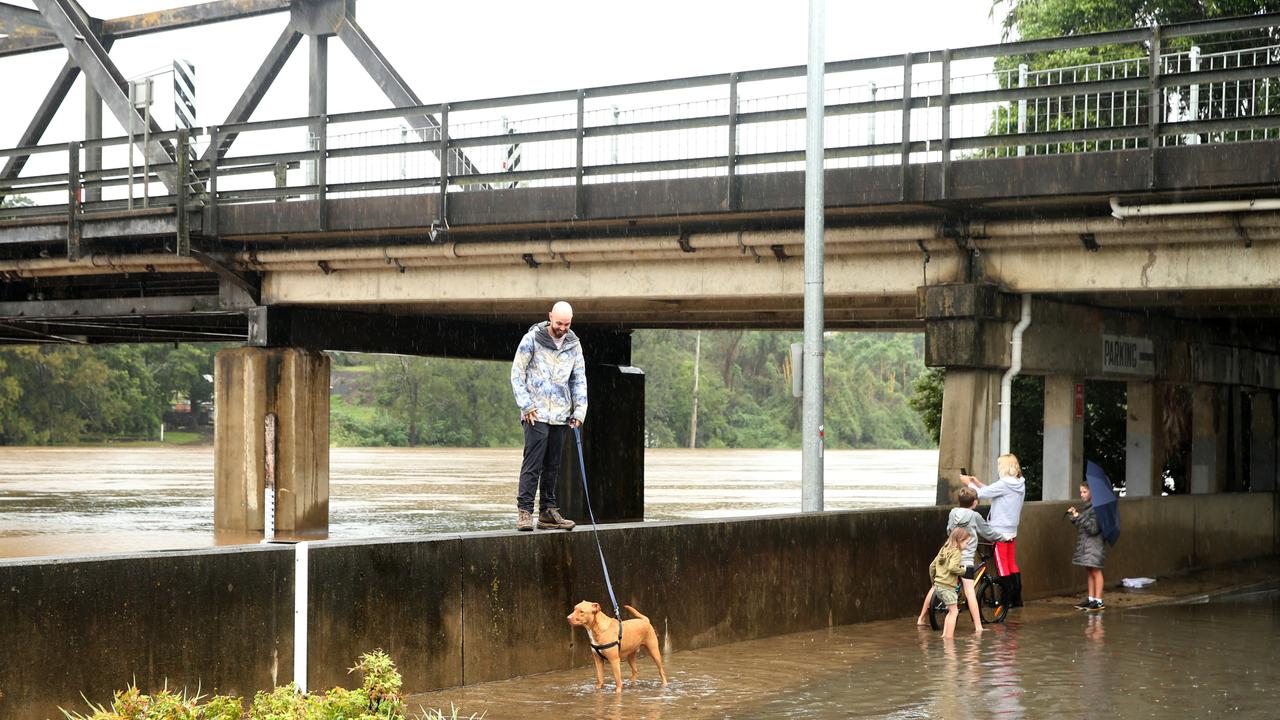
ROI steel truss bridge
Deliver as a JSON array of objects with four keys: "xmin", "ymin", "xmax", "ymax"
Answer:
[{"xmin": 2, "ymin": 3, "xmax": 1280, "ymax": 344}]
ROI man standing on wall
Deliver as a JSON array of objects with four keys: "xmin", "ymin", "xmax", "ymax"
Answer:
[{"xmin": 510, "ymin": 300, "xmax": 586, "ymax": 531}]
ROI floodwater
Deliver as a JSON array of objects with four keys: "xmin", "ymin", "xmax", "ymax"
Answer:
[
  {"xmin": 0, "ymin": 446, "xmax": 936, "ymax": 559},
  {"xmin": 409, "ymin": 587, "xmax": 1280, "ymax": 719}
]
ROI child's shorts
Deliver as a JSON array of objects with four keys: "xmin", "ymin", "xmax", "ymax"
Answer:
[{"xmin": 933, "ymin": 583, "xmax": 959, "ymax": 606}]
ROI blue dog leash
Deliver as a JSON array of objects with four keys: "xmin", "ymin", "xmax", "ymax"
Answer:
[{"xmin": 573, "ymin": 425, "xmax": 624, "ymax": 657}]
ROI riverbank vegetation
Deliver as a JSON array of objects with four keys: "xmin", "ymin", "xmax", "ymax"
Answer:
[{"xmin": 0, "ymin": 331, "xmax": 932, "ymax": 449}]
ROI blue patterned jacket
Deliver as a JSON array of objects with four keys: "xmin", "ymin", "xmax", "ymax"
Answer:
[{"xmin": 510, "ymin": 322, "xmax": 587, "ymax": 425}]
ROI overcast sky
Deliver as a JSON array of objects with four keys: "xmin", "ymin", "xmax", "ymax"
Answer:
[{"xmin": 2, "ymin": 1, "xmax": 1008, "ymax": 147}]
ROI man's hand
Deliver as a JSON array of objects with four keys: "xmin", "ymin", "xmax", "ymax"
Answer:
[
  {"xmin": 523, "ymin": 409, "xmax": 539, "ymax": 424},
  {"xmin": 569, "ymin": 418, "xmax": 581, "ymax": 429}
]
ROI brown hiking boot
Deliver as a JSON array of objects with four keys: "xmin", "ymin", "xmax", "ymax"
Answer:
[
  {"xmin": 516, "ymin": 509, "xmax": 534, "ymax": 531},
  {"xmin": 537, "ymin": 507, "xmax": 575, "ymax": 530}
]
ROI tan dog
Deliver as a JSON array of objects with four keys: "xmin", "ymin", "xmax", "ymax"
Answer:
[{"xmin": 567, "ymin": 601, "xmax": 669, "ymax": 693}]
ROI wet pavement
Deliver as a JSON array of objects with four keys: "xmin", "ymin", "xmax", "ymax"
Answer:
[{"xmin": 407, "ymin": 559, "xmax": 1280, "ymax": 719}]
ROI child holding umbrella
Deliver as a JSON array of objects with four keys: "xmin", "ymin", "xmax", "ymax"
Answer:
[{"xmin": 1068, "ymin": 479, "xmax": 1106, "ymax": 610}]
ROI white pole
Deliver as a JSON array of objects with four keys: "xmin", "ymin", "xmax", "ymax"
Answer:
[
  {"xmin": 802, "ymin": 0, "xmax": 826, "ymax": 512},
  {"xmin": 689, "ymin": 331, "xmax": 701, "ymax": 449},
  {"xmin": 127, "ymin": 81, "xmax": 135, "ymax": 210},
  {"xmin": 1017, "ymin": 64, "xmax": 1028, "ymax": 157},
  {"xmin": 264, "ymin": 412, "xmax": 277, "ymax": 543},
  {"xmin": 294, "ymin": 541, "xmax": 309, "ymax": 693},
  {"xmin": 1187, "ymin": 46, "xmax": 1201, "ymax": 145}
]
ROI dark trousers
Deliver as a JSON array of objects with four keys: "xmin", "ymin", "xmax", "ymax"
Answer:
[{"xmin": 517, "ymin": 421, "xmax": 567, "ymax": 513}]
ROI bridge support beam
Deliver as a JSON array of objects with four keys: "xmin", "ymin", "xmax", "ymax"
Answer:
[
  {"xmin": 214, "ymin": 346, "xmax": 330, "ymax": 537},
  {"xmin": 554, "ymin": 364, "xmax": 645, "ymax": 523},
  {"xmin": 1042, "ymin": 375, "xmax": 1084, "ymax": 501}
]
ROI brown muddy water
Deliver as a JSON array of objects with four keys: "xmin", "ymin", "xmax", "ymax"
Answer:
[
  {"xmin": 409, "ymin": 586, "xmax": 1280, "ymax": 720},
  {"xmin": 0, "ymin": 446, "xmax": 936, "ymax": 559}
]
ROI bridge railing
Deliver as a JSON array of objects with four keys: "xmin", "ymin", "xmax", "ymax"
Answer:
[{"xmin": 1, "ymin": 12, "xmax": 1278, "ymax": 235}]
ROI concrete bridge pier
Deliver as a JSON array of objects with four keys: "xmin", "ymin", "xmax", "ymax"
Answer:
[
  {"xmin": 921, "ymin": 283, "xmax": 1018, "ymax": 503},
  {"xmin": 935, "ymin": 369, "xmax": 1002, "ymax": 504},
  {"xmin": 1190, "ymin": 385, "xmax": 1229, "ymax": 494},
  {"xmin": 554, "ymin": 364, "xmax": 646, "ymax": 523},
  {"xmin": 1042, "ymin": 375, "xmax": 1085, "ymax": 501},
  {"xmin": 1124, "ymin": 381, "xmax": 1165, "ymax": 497},
  {"xmin": 214, "ymin": 346, "xmax": 330, "ymax": 537}
]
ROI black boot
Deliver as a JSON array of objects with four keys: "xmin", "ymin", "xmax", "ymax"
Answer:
[{"xmin": 1008, "ymin": 572, "xmax": 1024, "ymax": 608}]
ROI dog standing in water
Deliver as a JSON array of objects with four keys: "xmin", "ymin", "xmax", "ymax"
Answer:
[{"xmin": 567, "ymin": 601, "xmax": 669, "ymax": 693}]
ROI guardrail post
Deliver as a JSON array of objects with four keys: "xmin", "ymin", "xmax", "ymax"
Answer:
[
  {"xmin": 940, "ymin": 49, "xmax": 951, "ymax": 200},
  {"xmin": 208, "ymin": 126, "xmax": 220, "ymax": 237},
  {"xmin": 315, "ymin": 113, "xmax": 328, "ymax": 231},
  {"xmin": 727, "ymin": 72, "xmax": 739, "ymax": 211},
  {"xmin": 438, "ymin": 102, "xmax": 449, "ymax": 232},
  {"xmin": 176, "ymin": 128, "xmax": 190, "ymax": 256},
  {"xmin": 1148, "ymin": 24, "xmax": 1162, "ymax": 188},
  {"xmin": 899, "ymin": 53, "xmax": 913, "ymax": 201},
  {"xmin": 575, "ymin": 89, "xmax": 586, "ymax": 220},
  {"xmin": 67, "ymin": 141, "xmax": 81, "ymax": 262}
]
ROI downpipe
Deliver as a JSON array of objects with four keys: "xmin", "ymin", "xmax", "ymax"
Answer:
[{"xmin": 1000, "ymin": 294, "xmax": 1032, "ymax": 455}]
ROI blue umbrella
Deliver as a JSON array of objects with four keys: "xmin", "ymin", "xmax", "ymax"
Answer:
[{"xmin": 1085, "ymin": 461, "xmax": 1120, "ymax": 546}]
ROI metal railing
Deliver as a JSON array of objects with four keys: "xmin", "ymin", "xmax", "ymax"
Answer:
[{"xmin": 1, "ymin": 12, "xmax": 1278, "ymax": 251}]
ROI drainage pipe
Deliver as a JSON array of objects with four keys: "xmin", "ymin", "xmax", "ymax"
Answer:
[
  {"xmin": 1110, "ymin": 196, "xmax": 1280, "ymax": 219},
  {"xmin": 1000, "ymin": 294, "xmax": 1033, "ymax": 455}
]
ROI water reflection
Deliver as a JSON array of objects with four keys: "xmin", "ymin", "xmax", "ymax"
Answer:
[
  {"xmin": 0, "ymin": 447, "xmax": 937, "ymax": 558},
  {"xmin": 409, "ymin": 590, "xmax": 1280, "ymax": 719}
]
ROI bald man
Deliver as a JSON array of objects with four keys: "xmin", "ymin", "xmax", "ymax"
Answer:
[{"xmin": 509, "ymin": 301, "xmax": 588, "ymax": 531}]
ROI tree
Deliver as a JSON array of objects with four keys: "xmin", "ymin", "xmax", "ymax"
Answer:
[{"xmin": 987, "ymin": 0, "xmax": 1280, "ymax": 156}]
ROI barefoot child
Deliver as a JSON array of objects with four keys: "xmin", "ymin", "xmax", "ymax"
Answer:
[
  {"xmin": 917, "ymin": 487, "xmax": 1006, "ymax": 633},
  {"xmin": 1068, "ymin": 480, "xmax": 1106, "ymax": 610},
  {"xmin": 926, "ymin": 527, "xmax": 970, "ymax": 638}
]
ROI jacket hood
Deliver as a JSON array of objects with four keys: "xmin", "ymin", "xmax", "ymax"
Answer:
[
  {"xmin": 1001, "ymin": 475, "xmax": 1027, "ymax": 494},
  {"xmin": 530, "ymin": 321, "xmax": 579, "ymax": 352}
]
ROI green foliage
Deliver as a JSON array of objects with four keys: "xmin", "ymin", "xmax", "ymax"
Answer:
[
  {"xmin": 60, "ymin": 684, "xmax": 240, "ymax": 720},
  {"xmin": 63, "ymin": 651, "xmax": 449, "ymax": 720},
  {"xmin": 0, "ymin": 344, "xmax": 221, "ymax": 445},
  {"xmin": 909, "ymin": 368, "xmax": 945, "ymax": 445},
  {"xmin": 634, "ymin": 330, "xmax": 931, "ymax": 449}
]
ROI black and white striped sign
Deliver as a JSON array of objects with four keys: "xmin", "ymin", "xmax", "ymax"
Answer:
[
  {"xmin": 173, "ymin": 59, "xmax": 197, "ymax": 133},
  {"xmin": 502, "ymin": 126, "xmax": 521, "ymax": 188}
]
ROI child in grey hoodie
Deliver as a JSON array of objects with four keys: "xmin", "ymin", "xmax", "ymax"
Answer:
[
  {"xmin": 963, "ymin": 453, "xmax": 1027, "ymax": 607},
  {"xmin": 916, "ymin": 487, "xmax": 1007, "ymax": 633}
]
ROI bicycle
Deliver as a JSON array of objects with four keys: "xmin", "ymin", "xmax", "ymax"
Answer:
[{"xmin": 927, "ymin": 542, "xmax": 1009, "ymax": 631}]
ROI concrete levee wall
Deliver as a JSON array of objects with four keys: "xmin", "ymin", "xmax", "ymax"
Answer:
[
  {"xmin": 1, "ymin": 493, "xmax": 1274, "ymax": 719},
  {"xmin": 0, "ymin": 545, "xmax": 293, "ymax": 720}
]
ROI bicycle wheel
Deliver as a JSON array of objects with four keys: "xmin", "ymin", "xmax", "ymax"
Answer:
[
  {"xmin": 978, "ymin": 576, "xmax": 1008, "ymax": 624},
  {"xmin": 927, "ymin": 591, "xmax": 950, "ymax": 631}
]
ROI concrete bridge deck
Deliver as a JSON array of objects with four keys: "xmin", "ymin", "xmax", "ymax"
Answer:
[{"xmin": 2, "ymin": 11, "xmax": 1280, "ymax": 335}]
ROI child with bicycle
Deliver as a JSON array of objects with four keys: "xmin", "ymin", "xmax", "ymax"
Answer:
[
  {"xmin": 926, "ymin": 527, "xmax": 971, "ymax": 638},
  {"xmin": 917, "ymin": 486, "xmax": 1007, "ymax": 634}
]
